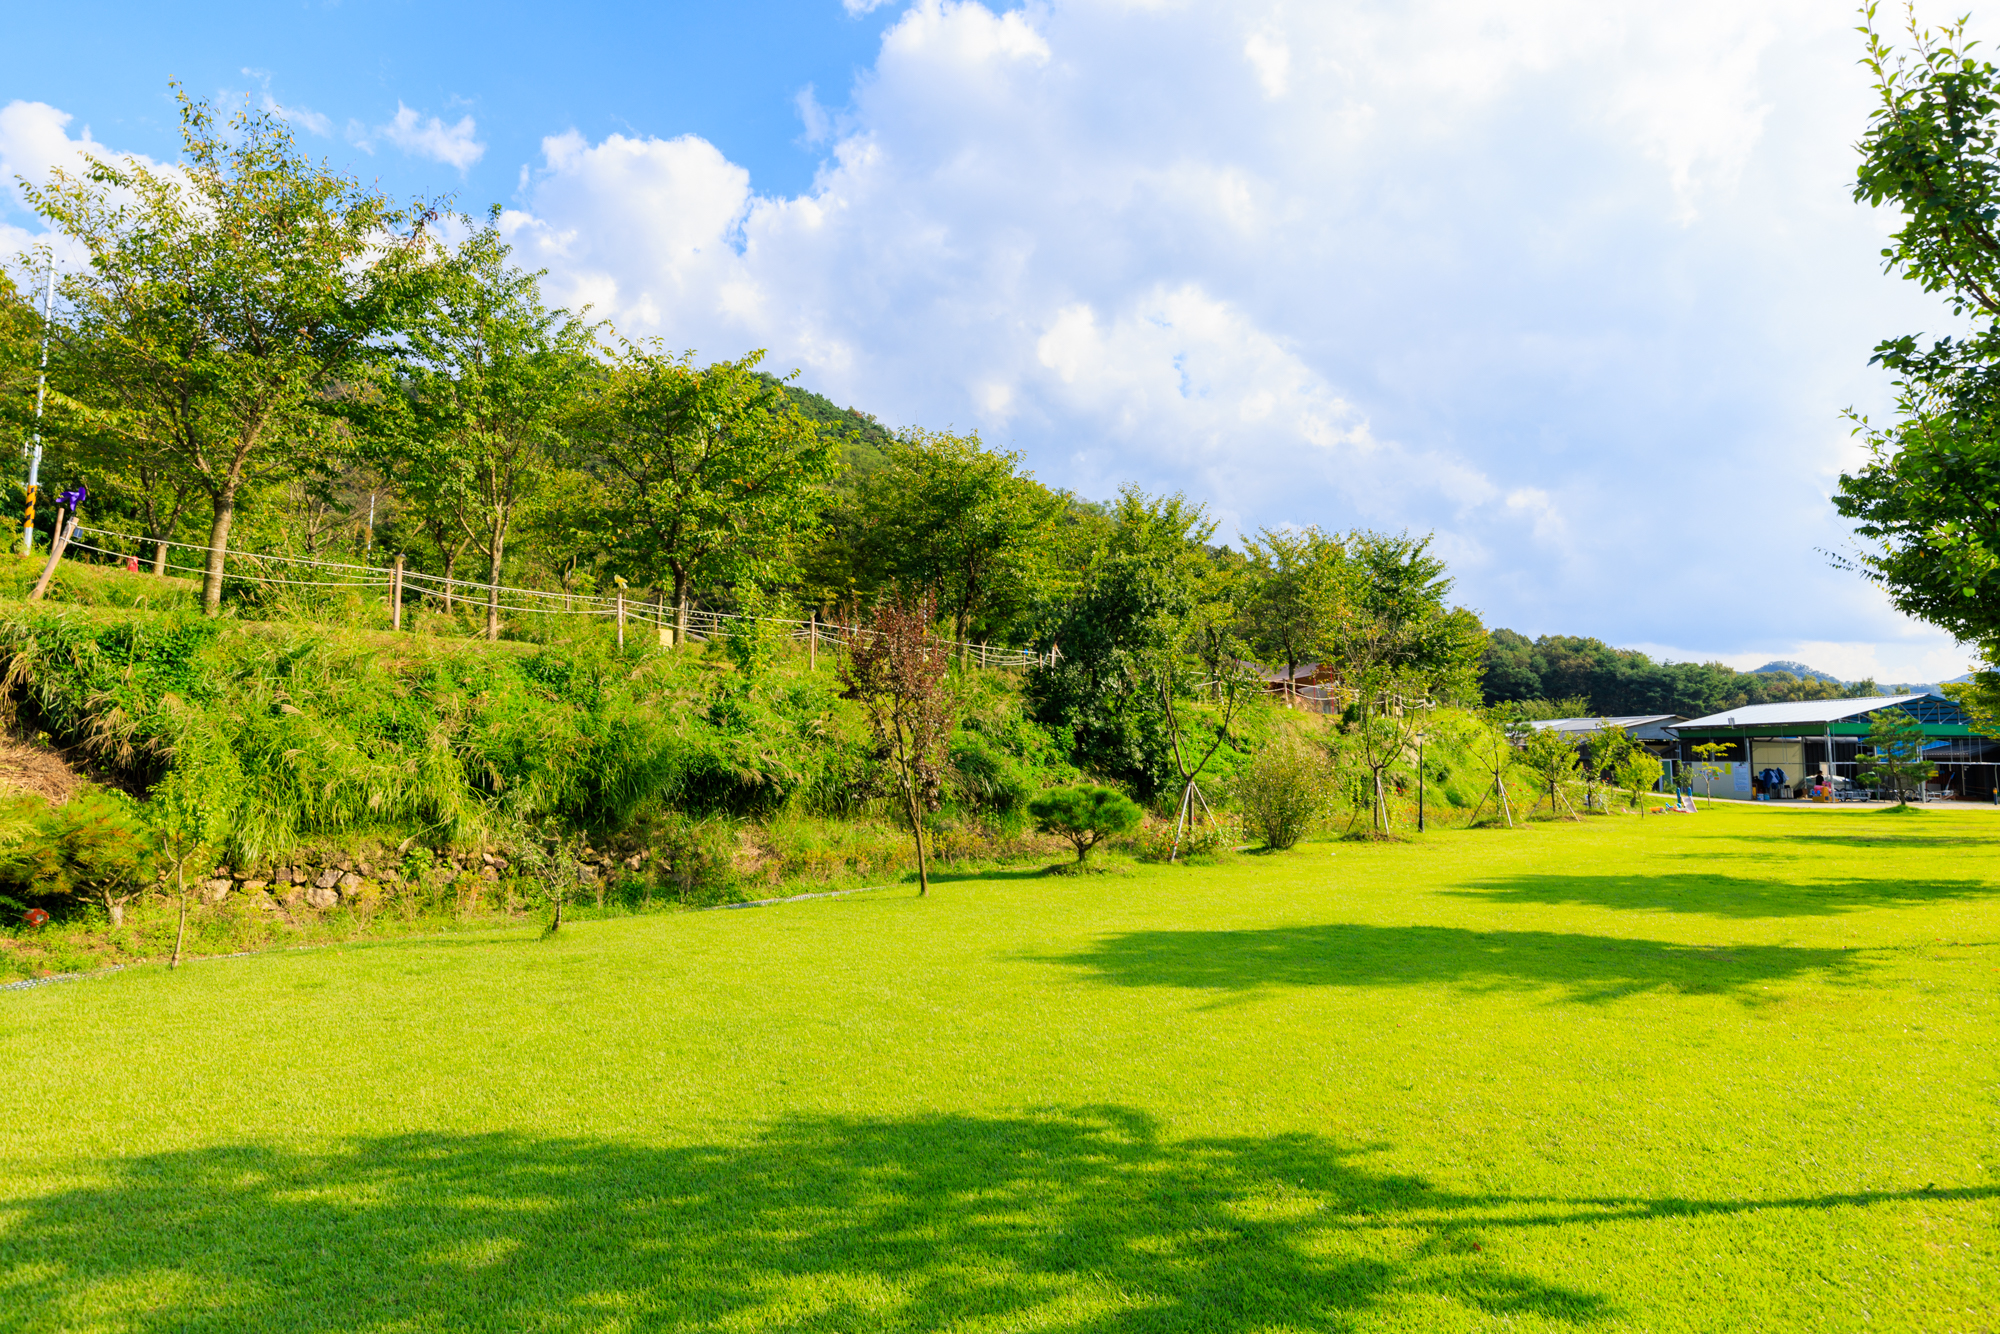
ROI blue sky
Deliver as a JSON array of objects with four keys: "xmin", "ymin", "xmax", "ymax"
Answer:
[{"xmin": 0, "ymin": 0, "xmax": 1984, "ymax": 681}]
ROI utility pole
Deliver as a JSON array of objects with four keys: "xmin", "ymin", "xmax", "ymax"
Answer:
[{"xmin": 21, "ymin": 267, "xmax": 53, "ymax": 556}]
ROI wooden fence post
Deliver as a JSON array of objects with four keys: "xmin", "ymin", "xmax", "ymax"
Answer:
[
  {"xmin": 390, "ymin": 553, "xmax": 404, "ymax": 631},
  {"xmin": 615, "ymin": 579, "xmax": 627, "ymax": 649}
]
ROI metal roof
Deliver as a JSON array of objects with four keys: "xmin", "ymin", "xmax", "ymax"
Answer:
[
  {"xmin": 1673, "ymin": 695, "xmax": 1928, "ymax": 730},
  {"xmin": 1526, "ymin": 715, "xmax": 1683, "ymax": 735}
]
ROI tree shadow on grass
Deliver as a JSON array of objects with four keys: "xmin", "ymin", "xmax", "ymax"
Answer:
[
  {"xmin": 0, "ymin": 1109, "xmax": 1611, "ymax": 1333},
  {"xmin": 1684, "ymin": 830, "xmax": 1993, "ymax": 849},
  {"xmin": 1444, "ymin": 872, "xmax": 2000, "ymax": 919},
  {"xmin": 1050, "ymin": 924, "xmax": 1862, "ymax": 1002}
]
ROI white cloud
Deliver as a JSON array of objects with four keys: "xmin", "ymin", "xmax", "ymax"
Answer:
[
  {"xmin": 0, "ymin": 101, "xmax": 103, "ymax": 212},
  {"xmin": 239, "ymin": 69, "xmax": 332, "ymax": 137},
  {"xmin": 795, "ymin": 84, "xmax": 833, "ymax": 146},
  {"xmin": 366, "ymin": 102, "xmax": 486, "ymax": 173},
  {"xmin": 1244, "ymin": 31, "xmax": 1289, "ymax": 98}
]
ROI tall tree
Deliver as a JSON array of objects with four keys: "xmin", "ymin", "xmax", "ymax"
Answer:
[
  {"xmin": 850, "ymin": 430, "xmax": 1063, "ymax": 653},
  {"xmin": 365, "ymin": 221, "xmax": 598, "ymax": 639},
  {"xmin": 27, "ymin": 88, "xmax": 435, "ymax": 613},
  {"xmin": 582, "ymin": 347, "xmax": 833, "ymax": 642},
  {"xmin": 1027, "ymin": 488, "xmax": 1216, "ymax": 797},
  {"xmin": 1834, "ymin": 10, "xmax": 2000, "ymax": 660},
  {"xmin": 1241, "ymin": 525, "xmax": 1343, "ymax": 689},
  {"xmin": 1319, "ymin": 531, "xmax": 1485, "ymax": 833}
]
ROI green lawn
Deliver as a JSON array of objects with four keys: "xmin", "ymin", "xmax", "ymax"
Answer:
[{"xmin": 0, "ymin": 806, "xmax": 1993, "ymax": 1332}]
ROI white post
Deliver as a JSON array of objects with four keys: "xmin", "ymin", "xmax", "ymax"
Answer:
[{"xmin": 21, "ymin": 268, "xmax": 53, "ymax": 556}]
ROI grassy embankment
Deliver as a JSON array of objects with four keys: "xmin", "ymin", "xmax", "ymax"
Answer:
[
  {"xmin": 0, "ymin": 803, "xmax": 1992, "ymax": 1332},
  {"xmin": 0, "ymin": 553, "xmax": 1266, "ymax": 979}
]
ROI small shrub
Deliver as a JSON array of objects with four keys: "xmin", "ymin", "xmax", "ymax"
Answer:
[
  {"xmin": 1027, "ymin": 786, "xmax": 1143, "ymax": 866},
  {"xmin": 0, "ymin": 786, "xmax": 159, "ymax": 923},
  {"xmin": 653, "ymin": 812, "xmax": 740, "ymax": 905},
  {"xmin": 1127, "ymin": 815, "xmax": 1230, "ymax": 863},
  {"xmin": 1236, "ymin": 737, "xmax": 1329, "ymax": 850}
]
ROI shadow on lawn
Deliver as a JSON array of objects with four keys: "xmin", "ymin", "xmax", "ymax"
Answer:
[
  {"xmin": 1053, "ymin": 924, "xmax": 1861, "ymax": 1001},
  {"xmin": 0, "ymin": 1109, "xmax": 1611, "ymax": 1333},
  {"xmin": 1446, "ymin": 872, "xmax": 2000, "ymax": 919}
]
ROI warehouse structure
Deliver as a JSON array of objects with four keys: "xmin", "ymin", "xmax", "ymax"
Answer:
[{"xmin": 1669, "ymin": 695, "xmax": 1994, "ymax": 799}]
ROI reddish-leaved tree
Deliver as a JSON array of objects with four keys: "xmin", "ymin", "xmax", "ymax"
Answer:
[{"xmin": 839, "ymin": 591, "xmax": 956, "ymax": 896}]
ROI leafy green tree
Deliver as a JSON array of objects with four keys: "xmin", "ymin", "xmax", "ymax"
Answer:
[
  {"xmin": 1831, "ymin": 11, "xmax": 2000, "ymax": 657},
  {"xmin": 1320, "ymin": 531, "xmax": 1485, "ymax": 832},
  {"xmin": 1027, "ymin": 785, "xmax": 1142, "ymax": 867},
  {"xmin": 363, "ymin": 221, "xmax": 598, "ymax": 639},
  {"xmin": 1583, "ymin": 723, "xmax": 1633, "ymax": 813},
  {"xmin": 582, "ymin": 346, "xmax": 833, "ymax": 643},
  {"xmin": 1690, "ymin": 740, "xmax": 1733, "ymax": 806},
  {"xmin": 1241, "ymin": 526, "xmax": 1344, "ymax": 690},
  {"xmin": 1518, "ymin": 726, "xmax": 1581, "ymax": 817},
  {"xmin": 1616, "ymin": 749, "xmax": 1665, "ymax": 816},
  {"xmin": 1027, "ymin": 488, "xmax": 1216, "ymax": 797},
  {"xmin": 1857, "ymin": 707, "xmax": 1935, "ymax": 807},
  {"xmin": 850, "ymin": 430, "xmax": 1064, "ymax": 654},
  {"xmin": 26, "ymin": 88, "xmax": 435, "ymax": 613},
  {"xmin": 151, "ymin": 762, "xmax": 232, "ymax": 970}
]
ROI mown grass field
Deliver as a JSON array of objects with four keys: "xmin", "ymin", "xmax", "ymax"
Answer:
[{"xmin": 0, "ymin": 805, "xmax": 1993, "ymax": 1332}]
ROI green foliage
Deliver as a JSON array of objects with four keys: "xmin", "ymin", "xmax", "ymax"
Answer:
[
  {"xmin": 25, "ymin": 87, "xmax": 436, "ymax": 613},
  {"xmin": 1615, "ymin": 750, "xmax": 1665, "ymax": 814},
  {"xmin": 1518, "ymin": 727, "xmax": 1581, "ymax": 815},
  {"xmin": 357, "ymin": 217, "xmax": 601, "ymax": 641},
  {"xmin": 1857, "ymin": 707, "xmax": 1935, "ymax": 806},
  {"xmin": 581, "ymin": 346, "xmax": 835, "ymax": 633},
  {"xmin": 1480, "ymin": 629, "xmax": 1868, "ymax": 716},
  {"xmin": 1026, "ymin": 489, "xmax": 1217, "ymax": 797},
  {"xmin": 1689, "ymin": 740, "xmax": 1733, "ymax": 804},
  {"xmin": 840, "ymin": 429, "xmax": 1066, "ymax": 648},
  {"xmin": 1240, "ymin": 526, "xmax": 1342, "ymax": 684},
  {"xmin": 1027, "ymin": 785, "xmax": 1143, "ymax": 865},
  {"xmin": 0, "ymin": 787, "xmax": 158, "ymax": 919},
  {"xmin": 1234, "ymin": 735, "xmax": 1329, "ymax": 850},
  {"xmin": 1834, "ymin": 11, "xmax": 2000, "ymax": 655}
]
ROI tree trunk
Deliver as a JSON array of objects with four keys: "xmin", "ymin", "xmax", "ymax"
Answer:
[
  {"xmin": 442, "ymin": 548, "xmax": 457, "ymax": 612},
  {"xmin": 485, "ymin": 524, "xmax": 505, "ymax": 642},
  {"xmin": 104, "ymin": 892, "xmax": 125, "ymax": 928},
  {"xmin": 151, "ymin": 538, "xmax": 169, "ymax": 577},
  {"xmin": 900, "ymin": 729, "xmax": 929, "ymax": 897},
  {"xmin": 673, "ymin": 565, "xmax": 690, "ymax": 647},
  {"xmin": 201, "ymin": 490, "xmax": 238, "ymax": 616},
  {"xmin": 170, "ymin": 872, "xmax": 189, "ymax": 970},
  {"xmin": 908, "ymin": 784, "xmax": 929, "ymax": 896}
]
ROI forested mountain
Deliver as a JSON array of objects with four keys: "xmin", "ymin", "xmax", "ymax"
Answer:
[{"xmin": 1479, "ymin": 631, "xmax": 1901, "ymax": 717}]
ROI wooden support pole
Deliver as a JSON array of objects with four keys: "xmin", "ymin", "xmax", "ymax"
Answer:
[
  {"xmin": 390, "ymin": 553, "xmax": 405, "ymax": 631},
  {"xmin": 616, "ymin": 590, "xmax": 626, "ymax": 648},
  {"xmin": 27, "ymin": 509, "xmax": 79, "ymax": 602}
]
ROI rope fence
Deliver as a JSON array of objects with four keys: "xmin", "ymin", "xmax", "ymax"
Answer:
[{"xmin": 64, "ymin": 525, "xmax": 1054, "ymax": 669}]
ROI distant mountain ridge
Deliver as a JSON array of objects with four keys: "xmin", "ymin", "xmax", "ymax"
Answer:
[{"xmin": 1749, "ymin": 660, "xmax": 1938, "ymax": 697}]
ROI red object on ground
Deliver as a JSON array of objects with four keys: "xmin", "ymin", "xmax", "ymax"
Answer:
[
  {"xmin": 124, "ymin": 556, "xmax": 141, "ymax": 573},
  {"xmin": 23, "ymin": 909, "xmax": 49, "ymax": 927}
]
